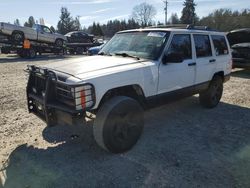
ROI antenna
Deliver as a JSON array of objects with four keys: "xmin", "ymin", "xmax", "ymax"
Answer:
[{"xmin": 163, "ymin": 0, "xmax": 168, "ymax": 25}]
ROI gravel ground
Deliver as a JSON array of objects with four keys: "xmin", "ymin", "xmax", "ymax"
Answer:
[{"xmin": 0, "ymin": 54, "xmax": 250, "ymax": 188}]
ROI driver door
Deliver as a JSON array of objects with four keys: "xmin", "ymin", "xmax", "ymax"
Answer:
[
  {"xmin": 158, "ymin": 33, "xmax": 196, "ymax": 94},
  {"xmin": 38, "ymin": 26, "xmax": 55, "ymax": 43}
]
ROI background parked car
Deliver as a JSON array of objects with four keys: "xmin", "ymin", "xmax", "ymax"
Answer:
[
  {"xmin": 87, "ymin": 44, "xmax": 104, "ymax": 55},
  {"xmin": 227, "ymin": 28, "xmax": 250, "ymax": 69},
  {"xmin": 65, "ymin": 31, "xmax": 94, "ymax": 43}
]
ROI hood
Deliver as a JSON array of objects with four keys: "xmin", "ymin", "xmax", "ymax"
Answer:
[
  {"xmin": 55, "ymin": 33, "xmax": 67, "ymax": 40},
  {"xmin": 89, "ymin": 44, "xmax": 103, "ymax": 51},
  {"xmin": 43, "ymin": 56, "xmax": 148, "ymax": 79},
  {"xmin": 227, "ymin": 28, "xmax": 250, "ymax": 46}
]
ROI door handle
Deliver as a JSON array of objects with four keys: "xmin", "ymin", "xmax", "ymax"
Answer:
[
  {"xmin": 209, "ymin": 59, "xmax": 216, "ymax": 63},
  {"xmin": 188, "ymin": 62, "xmax": 196, "ymax": 66}
]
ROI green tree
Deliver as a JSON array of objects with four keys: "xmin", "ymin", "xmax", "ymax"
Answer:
[
  {"xmin": 199, "ymin": 9, "xmax": 250, "ymax": 31},
  {"xmin": 88, "ymin": 19, "xmax": 140, "ymax": 38},
  {"xmin": 24, "ymin": 16, "xmax": 35, "ymax": 27},
  {"xmin": 73, "ymin": 16, "xmax": 81, "ymax": 31},
  {"xmin": 50, "ymin": 26, "xmax": 56, "ymax": 33},
  {"xmin": 14, "ymin": 19, "xmax": 20, "ymax": 26},
  {"xmin": 57, "ymin": 7, "xmax": 75, "ymax": 34},
  {"xmin": 132, "ymin": 2, "xmax": 157, "ymax": 27},
  {"xmin": 180, "ymin": 0, "xmax": 197, "ymax": 24},
  {"xmin": 96, "ymin": 23, "xmax": 103, "ymax": 36},
  {"xmin": 169, "ymin": 13, "xmax": 180, "ymax": 24},
  {"xmin": 91, "ymin": 22, "xmax": 97, "ymax": 35},
  {"xmin": 157, "ymin": 21, "xmax": 164, "ymax": 26}
]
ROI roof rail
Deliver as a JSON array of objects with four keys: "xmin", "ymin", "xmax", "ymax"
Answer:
[
  {"xmin": 147, "ymin": 24, "xmax": 218, "ymax": 31},
  {"xmin": 186, "ymin": 24, "xmax": 217, "ymax": 31},
  {"xmin": 147, "ymin": 24, "xmax": 188, "ymax": 29}
]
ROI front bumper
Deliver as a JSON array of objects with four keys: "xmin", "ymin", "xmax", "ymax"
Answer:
[
  {"xmin": 26, "ymin": 66, "xmax": 95, "ymax": 126},
  {"xmin": 28, "ymin": 92, "xmax": 85, "ymax": 126}
]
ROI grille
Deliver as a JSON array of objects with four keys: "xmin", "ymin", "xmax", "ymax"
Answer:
[
  {"xmin": 56, "ymin": 83, "xmax": 75, "ymax": 107},
  {"xmin": 32, "ymin": 74, "xmax": 46, "ymax": 97}
]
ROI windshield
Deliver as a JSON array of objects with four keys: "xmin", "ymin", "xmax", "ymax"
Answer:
[{"xmin": 100, "ymin": 31, "xmax": 170, "ymax": 60}]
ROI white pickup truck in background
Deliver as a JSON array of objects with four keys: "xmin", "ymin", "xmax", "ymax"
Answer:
[{"xmin": 0, "ymin": 22, "xmax": 66, "ymax": 46}]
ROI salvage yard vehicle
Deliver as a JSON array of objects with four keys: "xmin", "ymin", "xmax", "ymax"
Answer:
[
  {"xmin": 26, "ymin": 25, "xmax": 232, "ymax": 153},
  {"xmin": 87, "ymin": 44, "xmax": 104, "ymax": 55},
  {"xmin": 65, "ymin": 31, "xmax": 102, "ymax": 55},
  {"xmin": 65, "ymin": 31, "xmax": 94, "ymax": 44},
  {"xmin": 227, "ymin": 28, "xmax": 250, "ymax": 69},
  {"xmin": 0, "ymin": 22, "xmax": 66, "ymax": 46}
]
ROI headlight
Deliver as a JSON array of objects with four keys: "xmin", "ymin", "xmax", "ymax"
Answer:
[
  {"xmin": 56, "ymin": 82, "xmax": 95, "ymax": 110},
  {"xmin": 27, "ymin": 65, "xmax": 35, "ymax": 71},
  {"xmin": 73, "ymin": 84, "xmax": 95, "ymax": 110},
  {"xmin": 39, "ymin": 68, "xmax": 45, "ymax": 75}
]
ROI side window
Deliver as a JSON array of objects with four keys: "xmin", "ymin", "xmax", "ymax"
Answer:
[
  {"xmin": 167, "ymin": 34, "xmax": 192, "ymax": 60},
  {"xmin": 194, "ymin": 35, "xmax": 212, "ymax": 58},
  {"xmin": 42, "ymin": 26, "xmax": 51, "ymax": 33},
  {"xmin": 212, "ymin": 35, "xmax": 229, "ymax": 56},
  {"xmin": 77, "ymin": 33, "xmax": 82, "ymax": 37},
  {"xmin": 81, "ymin": 32, "xmax": 87, "ymax": 36}
]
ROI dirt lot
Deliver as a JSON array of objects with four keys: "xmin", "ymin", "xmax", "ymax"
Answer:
[{"xmin": 0, "ymin": 54, "xmax": 250, "ymax": 188}]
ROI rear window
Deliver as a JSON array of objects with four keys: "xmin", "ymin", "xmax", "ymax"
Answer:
[
  {"xmin": 212, "ymin": 35, "xmax": 229, "ymax": 56},
  {"xmin": 194, "ymin": 34, "xmax": 212, "ymax": 58}
]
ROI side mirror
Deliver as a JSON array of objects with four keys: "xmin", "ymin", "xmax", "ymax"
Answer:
[{"xmin": 163, "ymin": 52, "xmax": 184, "ymax": 64}]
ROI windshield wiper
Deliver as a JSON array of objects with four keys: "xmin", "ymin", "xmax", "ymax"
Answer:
[
  {"xmin": 98, "ymin": 52, "xmax": 112, "ymax": 56},
  {"xmin": 114, "ymin": 52, "xmax": 140, "ymax": 60}
]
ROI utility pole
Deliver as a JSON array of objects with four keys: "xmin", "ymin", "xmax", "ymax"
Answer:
[{"xmin": 163, "ymin": 0, "xmax": 168, "ymax": 25}]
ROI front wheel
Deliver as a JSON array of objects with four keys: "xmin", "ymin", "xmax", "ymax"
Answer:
[
  {"xmin": 93, "ymin": 96, "xmax": 144, "ymax": 153},
  {"xmin": 199, "ymin": 76, "xmax": 223, "ymax": 108},
  {"xmin": 27, "ymin": 48, "xmax": 37, "ymax": 59},
  {"xmin": 76, "ymin": 47, "xmax": 84, "ymax": 55},
  {"xmin": 55, "ymin": 39, "xmax": 63, "ymax": 47}
]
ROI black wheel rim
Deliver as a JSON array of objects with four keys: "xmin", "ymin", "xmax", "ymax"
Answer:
[
  {"xmin": 104, "ymin": 103, "xmax": 144, "ymax": 153},
  {"xmin": 112, "ymin": 112, "xmax": 138, "ymax": 144},
  {"xmin": 76, "ymin": 47, "xmax": 84, "ymax": 54},
  {"xmin": 15, "ymin": 34, "xmax": 22, "ymax": 41},
  {"xmin": 30, "ymin": 50, "xmax": 35, "ymax": 58},
  {"xmin": 56, "ymin": 40, "xmax": 62, "ymax": 46}
]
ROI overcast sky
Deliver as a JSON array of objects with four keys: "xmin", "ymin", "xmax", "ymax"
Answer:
[{"xmin": 0, "ymin": 0, "xmax": 249, "ymax": 27}]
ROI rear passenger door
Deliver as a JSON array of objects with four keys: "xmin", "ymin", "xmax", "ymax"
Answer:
[
  {"xmin": 211, "ymin": 35, "xmax": 230, "ymax": 73},
  {"xmin": 193, "ymin": 34, "xmax": 216, "ymax": 84}
]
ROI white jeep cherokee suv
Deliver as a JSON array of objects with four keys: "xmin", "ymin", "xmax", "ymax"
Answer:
[{"xmin": 26, "ymin": 26, "xmax": 232, "ymax": 153}]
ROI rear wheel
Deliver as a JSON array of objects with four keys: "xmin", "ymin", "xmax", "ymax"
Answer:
[
  {"xmin": 27, "ymin": 48, "xmax": 37, "ymax": 59},
  {"xmin": 76, "ymin": 47, "xmax": 84, "ymax": 55},
  {"xmin": 12, "ymin": 31, "xmax": 24, "ymax": 42},
  {"xmin": 69, "ymin": 50, "xmax": 75, "ymax": 55},
  {"xmin": 199, "ymin": 76, "xmax": 223, "ymax": 108},
  {"xmin": 93, "ymin": 96, "xmax": 144, "ymax": 153}
]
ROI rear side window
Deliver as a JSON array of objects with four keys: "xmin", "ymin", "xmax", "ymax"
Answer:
[
  {"xmin": 167, "ymin": 34, "xmax": 192, "ymax": 60},
  {"xmin": 212, "ymin": 35, "xmax": 229, "ymax": 56},
  {"xmin": 194, "ymin": 35, "xmax": 212, "ymax": 58}
]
